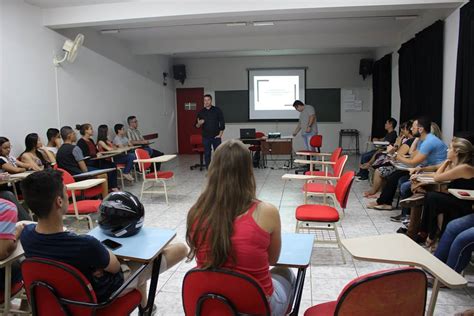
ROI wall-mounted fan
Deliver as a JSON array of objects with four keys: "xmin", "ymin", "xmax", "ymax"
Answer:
[{"xmin": 53, "ymin": 33, "xmax": 84, "ymax": 66}]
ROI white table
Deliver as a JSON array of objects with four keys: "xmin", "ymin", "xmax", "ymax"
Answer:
[{"xmin": 341, "ymin": 234, "xmax": 467, "ymax": 316}]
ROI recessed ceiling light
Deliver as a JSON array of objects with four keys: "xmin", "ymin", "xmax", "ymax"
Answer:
[
  {"xmin": 226, "ymin": 22, "xmax": 247, "ymax": 27},
  {"xmin": 395, "ymin": 16, "xmax": 418, "ymax": 20},
  {"xmin": 100, "ymin": 29, "xmax": 120, "ymax": 34},
  {"xmin": 253, "ymin": 21, "xmax": 274, "ymax": 26}
]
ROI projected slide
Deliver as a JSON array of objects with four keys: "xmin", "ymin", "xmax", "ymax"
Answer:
[
  {"xmin": 254, "ymin": 76, "xmax": 299, "ymax": 111},
  {"xmin": 249, "ymin": 68, "xmax": 305, "ymax": 120}
]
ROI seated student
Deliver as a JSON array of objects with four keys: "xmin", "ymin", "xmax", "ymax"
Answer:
[
  {"xmin": 20, "ymin": 170, "xmax": 187, "ymax": 308},
  {"xmin": 186, "ymin": 140, "xmax": 296, "ymax": 315},
  {"xmin": 127, "ymin": 116, "xmax": 163, "ymax": 170},
  {"xmin": 434, "ymin": 213, "xmax": 474, "ymax": 273},
  {"xmin": 45, "ymin": 128, "xmax": 61, "ymax": 155},
  {"xmin": 56, "ymin": 126, "xmax": 111, "ymax": 197},
  {"xmin": 0, "ymin": 137, "xmax": 35, "ymax": 173},
  {"xmin": 413, "ymin": 137, "xmax": 474, "ymax": 246},
  {"xmin": 363, "ymin": 121, "xmax": 415, "ymax": 199},
  {"xmin": 113, "ymin": 123, "xmax": 133, "ymax": 148},
  {"xmin": 97, "ymin": 124, "xmax": 135, "ymax": 182},
  {"xmin": 20, "ymin": 133, "xmax": 55, "ymax": 171},
  {"xmin": 75, "ymin": 124, "xmax": 119, "ymax": 191},
  {"xmin": 356, "ymin": 117, "xmax": 398, "ymax": 180},
  {"xmin": 0, "ymin": 198, "xmax": 25, "ymax": 298},
  {"xmin": 367, "ymin": 117, "xmax": 447, "ymax": 211}
]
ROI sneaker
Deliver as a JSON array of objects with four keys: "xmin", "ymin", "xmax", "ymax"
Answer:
[
  {"xmin": 399, "ymin": 193, "xmax": 425, "ymax": 208},
  {"xmin": 390, "ymin": 213, "xmax": 403, "ymax": 222},
  {"xmin": 355, "ymin": 175, "xmax": 369, "ymax": 182},
  {"xmin": 401, "ymin": 216, "xmax": 410, "ymax": 227},
  {"xmin": 396, "ymin": 227, "xmax": 407, "ymax": 234},
  {"xmin": 123, "ymin": 173, "xmax": 134, "ymax": 181}
]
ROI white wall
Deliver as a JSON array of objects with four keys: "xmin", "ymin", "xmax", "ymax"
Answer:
[
  {"xmin": 174, "ymin": 54, "xmax": 373, "ymax": 152},
  {"xmin": 442, "ymin": 8, "xmax": 460, "ymax": 141},
  {"xmin": 0, "ymin": 0, "xmax": 176, "ymax": 156}
]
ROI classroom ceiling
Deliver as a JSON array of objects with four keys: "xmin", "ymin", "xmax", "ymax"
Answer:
[{"xmin": 27, "ymin": 0, "xmax": 464, "ymax": 57}]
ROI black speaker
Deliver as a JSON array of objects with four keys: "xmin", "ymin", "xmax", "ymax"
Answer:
[
  {"xmin": 173, "ymin": 64, "xmax": 186, "ymax": 84},
  {"xmin": 359, "ymin": 59, "xmax": 373, "ymax": 80}
]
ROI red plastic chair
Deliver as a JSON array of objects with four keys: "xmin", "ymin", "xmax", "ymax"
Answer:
[
  {"xmin": 305, "ymin": 147, "xmax": 342, "ymax": 176},
  {"xmin": 302, "ymin": 155, "xmax": 348, "ymax": 204},
  {"xmin": 296, "ymin": 171, "xmax": 355, "ymax": 263},
  {"xmin": 58, "ymin": 168, "xmax": 102, "ymax": 229},
  {"xmin": 304, "ymin": 267, "xmax": 427, "ymax": 316},
  {"xmin": 135, "ymin": 148, "xmax": 174, "ymax": 203},
  {"xmin": 182, "ymin": 268, "xmax": 270, "ymax": 316},
  {"xmin": 298, "ymin": 135, "xmax": 323, "ymax": 154},
  {"xmin": 248, "ymin": 131, "xmax": 266, "ymax": 152},
  {"xmin": 190, "ymin": 134, "xmax": 205, "ymax": 171},
  {"xmin": 21, "ymin": 257, "xmax": 142, "ymax": 316}
]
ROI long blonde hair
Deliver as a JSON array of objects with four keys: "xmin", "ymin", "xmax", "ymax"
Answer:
[
  {"xmin": 452, "ymin": 137, "xmax": 474, "ymax": 165},
  {"xmin": 186, "ymin": 140, "xmax": 256, "ymax": 268}
]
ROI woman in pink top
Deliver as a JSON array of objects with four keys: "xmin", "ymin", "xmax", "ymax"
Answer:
[{"xmin": 186, "ymin": 139, "xmax": 295, "ymax": 315}]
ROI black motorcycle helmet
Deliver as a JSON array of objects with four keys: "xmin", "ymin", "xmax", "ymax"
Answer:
[{"xmin": 98, "ymin": 191, "xmax": 145, "ymax": 238}]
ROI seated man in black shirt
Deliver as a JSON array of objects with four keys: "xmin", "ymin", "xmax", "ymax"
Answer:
[
  {"xmin": 195, "ymin": 94, "xmax": 225, "ymax": 167},
  {"xmin": 20, "ymin": 170, "xmax": 187, "ymax": 308},
  {"xmin": 356, "ymin": 117, "xmax": 398, "ymax": 180}
]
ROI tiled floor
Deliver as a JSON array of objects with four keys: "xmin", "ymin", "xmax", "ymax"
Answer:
[{"xmin": 81, "ymin": 154, "xmax": 473, "ymax": 316}]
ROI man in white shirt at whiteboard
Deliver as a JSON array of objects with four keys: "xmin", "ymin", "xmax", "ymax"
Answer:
[{"xmin": 292, "ymin": 100, "xmax": 318, "ymax": 150}]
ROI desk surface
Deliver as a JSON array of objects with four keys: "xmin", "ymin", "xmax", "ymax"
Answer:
[
  {"xmin": 390, "ymin": 161, "xmax": 411, "ymax": 171},
  {"xmin": 276, "ymin": 233, "xmax": 314, "ymax": 268},
  {"xmin": 88, "ymin": 227, "xmax": 176, "ymax": 263},
  {"xmin": 73, "ymin": 168, "xmax": 116, "ymax": 179},
  {"xmin": 448, "ymin": 189, "xmax": 474, "ymax": 201},
  {"xmin": 341, "ymin": 234, "xmax": 466, "ymax": 288},
  {"xmin": 66, "ymin": 178, "xmax": 106, "ymax": 191},
  {"xmin": 134, "ymin": 154, "xmax": 176, "ymax": 164}
]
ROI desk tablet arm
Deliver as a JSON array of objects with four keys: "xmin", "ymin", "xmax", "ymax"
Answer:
[
  {"xmin": 296, "ymin": 152, "xmax": 332, "ymax": 157},
  {"xmin": 282, "ymin": 174, "xmax": 339, "ymax": 181},
  {"xmin": 55, "ymin": 264, "xmax": 148, "ymax": 309},
  {"xmin": 294, "ymin": 159, "xmax": 335, "ymax": 165}
]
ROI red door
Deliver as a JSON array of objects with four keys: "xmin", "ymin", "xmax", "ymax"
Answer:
[{"xmin": 176, "ymin": 88, "xmax": 204, "ymax": 154}]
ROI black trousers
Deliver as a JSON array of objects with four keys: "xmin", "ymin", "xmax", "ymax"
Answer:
[
  {"xmin": 420, "ymin": 191, "xmax": 473, "ymax": 239},
  {"xmin": 376, "ymin": 170, "xmax": 409, "ymax": 205}
]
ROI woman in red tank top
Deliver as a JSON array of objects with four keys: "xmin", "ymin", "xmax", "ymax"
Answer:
[{"xmin": 186, "ymin": 139, "xmax": 295, "ymax": 315}]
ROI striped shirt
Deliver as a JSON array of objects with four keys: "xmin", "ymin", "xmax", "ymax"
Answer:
[
  {"xmin": 127, "ymin": 128, "xmax": 144, "ymax": 142},
  {"xmin": 0, "ymin": 199, "xmax": 17, "ymax": 241}
]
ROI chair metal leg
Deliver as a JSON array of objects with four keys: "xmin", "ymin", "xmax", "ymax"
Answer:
[
  {"xmin": 86, "ymin": 215, "xmax": 93, "ymax": 230},
  {"xmin": 140, "ymin": 181, "xmax": 146, "ymax": 200},
  {"xmin": 163, "ymin": 181, "xmax": 169, "ymax": 204},
  {"xmin": 334, "ymin": 224, "xmax": 346, "ymax": 264}
]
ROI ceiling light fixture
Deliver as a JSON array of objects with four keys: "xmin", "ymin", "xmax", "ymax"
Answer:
[
  {"xmin": 394, "ymin": 15, "xmax": 418, "ymax": 20},
  {"xmin": 226, "ymin": 22, "xmax": 247, "ymax": 27},
  {"xmin": 253, "ymin": 21, "xmax": 274, "ymax": 26},
  {"xmin": 100, "ymin": 29, "xmax": 120, "ymax": 34}
]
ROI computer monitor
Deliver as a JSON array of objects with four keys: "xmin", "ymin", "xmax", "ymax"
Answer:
[{"xmin": 240, "ymin": 128, "xmax": 256, "ymax": 139}]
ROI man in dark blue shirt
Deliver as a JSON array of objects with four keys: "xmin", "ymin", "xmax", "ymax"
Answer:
[{"xmin": 195, "ymin": 94, "xmax": 225, "ymax": 167}]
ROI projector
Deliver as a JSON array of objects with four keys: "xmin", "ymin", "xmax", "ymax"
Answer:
[{"xmin": 268, "ymin": 132, "xmax": 281, "ymax": 139}]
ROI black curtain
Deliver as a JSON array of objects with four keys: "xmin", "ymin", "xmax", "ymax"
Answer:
[
  {"xmin": 398, "ymin": 20, "xmax": 444, "ymax": 125},
  {"xmin": 454, "ymin": 1, "xmax": 474, "ymax": 133},
  {"xmin": 371, "ymin": 53, "xmax": 392, "ymax": 138}
]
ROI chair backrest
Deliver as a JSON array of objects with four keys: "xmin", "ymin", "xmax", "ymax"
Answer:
[
  {"xmin": 182, "ymin": 268, "xmax": 271, "ymax": 316},
  {"xmin": 309, "ymin": 135, "xmax": 323, "ymax": 148},
  {"xmin": 57, "ymin": 168, "xmax": 75, "ymax": 198},
  {"xmin": 135, "ymin": 148, "xmax": 151, "ymax": 172},
  {"xmin": 330, "ymin": 147, "xmax": 343, "ymax": 163},
  {"xmin": 190, "ymin": 134, "xmax": 203, "ymax": 147},
  {"xmin": 21, "ymin": 257, "xmax": 98, "ymax": 316},
  {"xmin": 255, "ymin": 131, "xmax": 265, "ymax": 139},
  {"xmin": 335, "ymin": 267, "xmax": 427, "ymax": 316},
  {"xmin": 334, "ymin": 171, "xmax": 355, "ymax": 209},
  {"xmin": 333, "ymin": 155, "xmax": 348, "ymax": 178}
]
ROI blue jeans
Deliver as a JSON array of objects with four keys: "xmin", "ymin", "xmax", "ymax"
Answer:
[
  {"xmin": 202, "ymin": 136, "xmax": 221, "ymax": 167},
  {"xmin": 357, "ymin": 150, "xmax": 376, "ymax": 177},
  {"xmin": 434, "ymin": 213, "xmax": 474, "ymax": 273},
  {"xmin": 301, "ymin": 131, "xmax": 317, "ymax": 151},
  {"xmin": 114, "ymin": 153, "xmax": 136, "ymax": 174},
  {"xmin": 88, "ymin": 166, "xmax": 118, "ymax": 190},
  {"xmin": 399, "ymin": 179, "xmax": 412, "ymax": 216}
]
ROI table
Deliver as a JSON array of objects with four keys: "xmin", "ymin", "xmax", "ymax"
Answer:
[
  {"xmin": 448, "ymin": 188, "xmax": 474, "ymax": 200},
  {"xmin": 0, "ymin": 244, "xmax": 26, "ymax": 315},
  {"xmin": 341, "ymin": 234, "xmax": 467, "ymax": 316},
  {"xmin": 72, "ymin": 168, "xmax": 117, "ymax": 180},
  {"xmin": 0, "ymin": 171, "xmax": 35, "ymax": 199},
  {"xmin": 133, "ymin": 154, "xmax": 177, "ymax": 164},
  {"xmin": 88, "ymin": 227, "xmax": 176, "ymax": 316},
  {"xmin": 276, "ymin": 233, "xmax": 314, "ymax": 316},
  {"xmin": 260, "ymin": 138, "xmax": 293, "ymax": 168}
]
